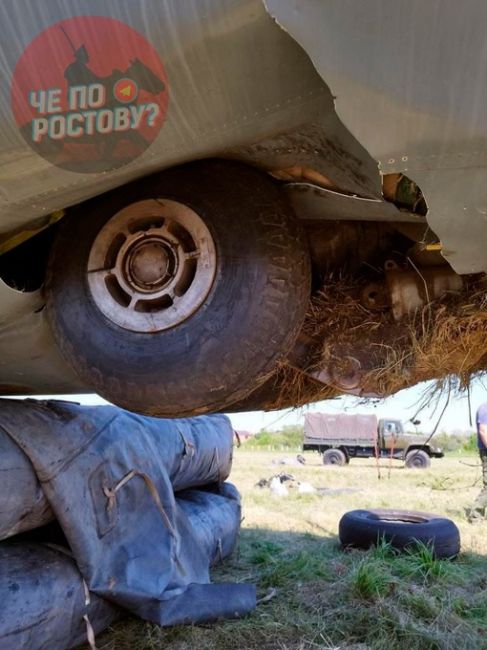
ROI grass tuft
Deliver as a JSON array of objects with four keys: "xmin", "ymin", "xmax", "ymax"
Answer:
[
  {"xmin": 349, "ymin": 559, "xmax": 393, "ymax": 599},
  {"xmin": 401, "ymin": 541, "xmax": 448, "ymax": 581}
]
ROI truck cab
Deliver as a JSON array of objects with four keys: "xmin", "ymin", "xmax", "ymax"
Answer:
[
  {"xmin": 379, "ymin": 418, "xmax": 407, "ymax": 451},
  {"xmin": 378, "ymin": 418, "xmax": 444, "ymax": 465}
]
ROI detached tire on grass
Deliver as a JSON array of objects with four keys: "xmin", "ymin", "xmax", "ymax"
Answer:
[
  {"xmin": 46, "ymin": 160, "xmax": 311, "ymax": 417},
  {"xmin": 339, "ymin": 509, "xmax": 460, "ymax": 558}
]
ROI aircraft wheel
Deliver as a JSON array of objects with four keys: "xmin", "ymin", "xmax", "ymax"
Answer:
[{"xmin": 46, "ymin": 160, "xmax": 311, "ymax": 416}]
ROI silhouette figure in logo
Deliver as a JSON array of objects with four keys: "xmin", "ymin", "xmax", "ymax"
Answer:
[
  {"xmin": 62, "ymin": 31, "xmax": 164, "ymax": 96},
  {"xmin": 21, "ymin": 26, "xmax": 166, "ymax": 173},
  {"xmin": 60, "ymin": 25, "xmax": 164, "ymax": 97},
  {"xmin": 64, "ymin": 43, "xmax": 99, "ymax": 87}
]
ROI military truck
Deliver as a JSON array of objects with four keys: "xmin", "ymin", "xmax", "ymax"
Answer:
[{"xmin": 303, "ymin": 413, "xmax": 444, "ymax": 468}]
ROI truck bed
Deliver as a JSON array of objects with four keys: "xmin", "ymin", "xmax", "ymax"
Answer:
[{"xmin": 303, "ymin": 413, "xmax": 377, "ymax": 446}]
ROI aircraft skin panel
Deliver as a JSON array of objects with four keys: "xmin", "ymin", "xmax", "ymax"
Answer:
[
  {"xmin": 0, "ymin": 0, "xmax": 330, "ymax": 238},
  {"xmin": 266, "ymin": 0, "xmax": 487, "ymax": 273},
  {"xmin": 0, "ymin": 280, "xmax": 83, "ymax": 394},
  {"xmin": 1, "ymin": 1, "xmax": 486, "ymax": 273}
]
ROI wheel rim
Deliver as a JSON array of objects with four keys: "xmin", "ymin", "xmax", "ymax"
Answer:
[
  {"xmin": 87, "ymin": 199, "xmax": 217, "ymax": 332},
  {"xmin": 326, "ymin": 452, "xmax": 341, "ymax": 464},
  {"xmin": 409, "ymin": 453, "xmax": 425, "ymax": 467}
]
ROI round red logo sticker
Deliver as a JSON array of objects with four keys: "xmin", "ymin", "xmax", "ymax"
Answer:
[{"xmin": 11, "ymin": 16, "xmax": 169, "ymax": 173}]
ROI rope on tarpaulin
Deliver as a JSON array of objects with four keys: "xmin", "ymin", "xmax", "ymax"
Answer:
[{"xmin": 43, "ymin": 543, "xmax": 98, "ymax": 650}]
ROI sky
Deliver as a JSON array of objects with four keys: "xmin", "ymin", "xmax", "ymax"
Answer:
[
  {"xmin": 227, "ymin": 379, "xmax": 486, "ymax": 435},
  {"xmin": 24, "ymin": 377, "xmax": 486, "ymax": 436}
]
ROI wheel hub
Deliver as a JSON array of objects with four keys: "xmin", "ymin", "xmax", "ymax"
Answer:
[
  {"xmin": 125, "ymin": 240, "xmax": 174, "ymax": 291},
  {"xmin": 87, "ymin": 199, "xmax": 217, "ymax": 332}
]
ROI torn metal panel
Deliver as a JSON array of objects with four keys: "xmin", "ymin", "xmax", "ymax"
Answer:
[
  {"xmin": 408, "ymin": 168, "xmax": 487, "ymax": 274},
  {"xmin": 227, "ymin": 119, "xmax": 382, "ymax": 200},
  {"xmin": 285, "ymin": 182, "xmax": 424, "ymax": 223},
  {"xmin": 265, "ymin": 0, "xmax": 487, "ymax": 272}
]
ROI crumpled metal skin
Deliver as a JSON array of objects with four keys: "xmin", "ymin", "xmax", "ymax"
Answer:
[{"xmin": 0, "ymin": 400, "xmax": 255, "ymax": 646}]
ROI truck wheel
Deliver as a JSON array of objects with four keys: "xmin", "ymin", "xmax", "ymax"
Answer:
[
  {"xmin": 45, "ymin": 160, "xmax": 311, "ymax": 417},
  {"xmin": 405, "ymin": 450, "xmax": 431, "ymax": 469},
  {"xmin": 322, "ymin": 449, "xmax": 347, "ymax": 466},
  {"xmin": 339, "ymin": 509, "xmax": 460, "ymax": 558}
]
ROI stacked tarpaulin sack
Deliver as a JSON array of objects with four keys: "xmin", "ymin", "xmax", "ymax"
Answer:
[{"xmin": 0, "ymin": 399, "xmax": 255, "ymax": 649}]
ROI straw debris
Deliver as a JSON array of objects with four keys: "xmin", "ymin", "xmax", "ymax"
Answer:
[{"xmin": 275, "ymin": 276, "xmax": 486, "ymax": 406}]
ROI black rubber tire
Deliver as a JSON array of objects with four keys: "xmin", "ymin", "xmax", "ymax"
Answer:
[
  {"xmin": 322, "ymin": 449, "xmax": 347, "ymax": 466},
  {"xmin": 405, "ymin": 449, "xmax": 431, "ymax": 469},
  {"xmin": 339, "ymin": 509, "xmax": 460, "ymax": 558},
  {"xmin": 45, "ymin": 160, "xmax": 311, "ymax": 417}
]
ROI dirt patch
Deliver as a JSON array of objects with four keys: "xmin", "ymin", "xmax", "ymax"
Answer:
[{"xmin": 298, "ymin": 579, "xmax": 337, "ymax": 613}]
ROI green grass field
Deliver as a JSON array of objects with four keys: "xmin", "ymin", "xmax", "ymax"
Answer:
[{"xmin": 97, "ymin": 451, "xmax": 487, "ymax": 650}]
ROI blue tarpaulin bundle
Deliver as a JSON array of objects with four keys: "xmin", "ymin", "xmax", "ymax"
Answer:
[{"xmin": 0, "ymin": 400, "xmax": 255, "ymax": 649}]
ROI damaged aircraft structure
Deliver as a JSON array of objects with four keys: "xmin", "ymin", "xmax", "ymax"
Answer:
[
  {"xmin": 0, "ymin": 0, "xmax": 485, "ymax": 417},
  {"xmin": 0, "ymin": 1, "xmax": 486, "ymax": 645}
]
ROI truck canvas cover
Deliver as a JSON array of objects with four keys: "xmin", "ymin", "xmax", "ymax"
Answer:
[{"xmin": 304, "ymin": 413, "xmax": 378, "ymax": 442}]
